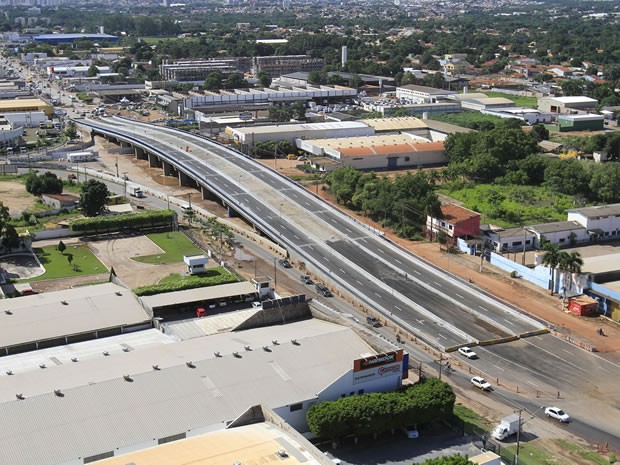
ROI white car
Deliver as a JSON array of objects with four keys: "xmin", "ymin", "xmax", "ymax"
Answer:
[
  {"xmin": 458, "ymin": 347, "xmax": 478, "ymax": 359},
  {"xmin": 545, "ymin": 407, "xmax": 570, "ymax": 423},
  {"xmin": 471, "ymin": 376, "xmax": 492, "ymax": 391},
  {"xmin": 402, "ymin": 425, "xmax": 419, "ymax": 439}
]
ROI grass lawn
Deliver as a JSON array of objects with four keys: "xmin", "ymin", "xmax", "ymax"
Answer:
[
  {"xmin": 428, "ymin": 112, "xmax": 507, "ymax": 129},
  {"xmin": 133, "ymin": 268, "xmax": 240, "ymax": 296},
  {"xmin": 133, "ymin": 231, "xmax": 203, "ymax": 264},
  {"xmin": 440, "ymin": 183, "xmax": 577, "ymax": 228},
  {"xmin": 21, "ymin": 244, "xmax": 107, "ymax": 282},
  {"xmin": 556, "ymin": 439, "xmax": 612, "ymax": 465},
  {"xmin": 453, "ymin": 405, "xmax": 493, "ymax": 434},
  {"xmin": 481, "ymin": 91, "xmax": 538, "ymax": 108},
  {"xmin": 498, "ymin": 442, "xmax": 555, "ymax": 465}
]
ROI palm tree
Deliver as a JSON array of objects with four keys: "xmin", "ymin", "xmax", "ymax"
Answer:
[
  {"xmin": 541, "ymin": 243, "xmax": 561, "ymax": 295},
  {"xmin": 558, "ymin": 251, "xmax": 583, "ymax": 294}
]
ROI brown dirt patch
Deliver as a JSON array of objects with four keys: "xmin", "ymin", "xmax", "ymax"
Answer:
[
  {"xmin": 86, "ymin": 235, "xmax": 186, "ymax": 289},
  {"xmin": 0, "ymin": 180, "xmax": 36, "ymax": 213}
]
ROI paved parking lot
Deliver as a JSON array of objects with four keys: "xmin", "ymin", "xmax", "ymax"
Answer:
[{"xmin": 320, "ymin": 429, "xmax": 481, "ymax": 465}]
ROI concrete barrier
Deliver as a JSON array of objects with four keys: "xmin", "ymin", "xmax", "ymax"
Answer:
[
  {"xmin": 519, "ymin": 328, "xmax": 550, "ymax": 338},
  {"xmin": 478, "ymin": 335, "xmax": 519, "ymax": 346}
]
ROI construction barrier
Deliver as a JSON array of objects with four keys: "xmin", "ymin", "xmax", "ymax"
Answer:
[
  {"xmin": 518, "ymin": 328, "xmax": 551, "ymax": 338},
  {"xmin": 478, "ymin": 335, "xmax": 519, "ymax": 346}
]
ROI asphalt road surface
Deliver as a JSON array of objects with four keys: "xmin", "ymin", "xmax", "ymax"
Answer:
[{"xmin": 75, "ymin": 117, "xmax": 620, "ymax": 446}]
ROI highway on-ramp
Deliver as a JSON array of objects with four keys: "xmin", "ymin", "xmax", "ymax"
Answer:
[
  {"xmin": 76, "ymin": 117, "xmax": 620, "ymax": 445},
  {"xmin": 79, "ymin": 116, "xmax": 542, "ymax": 349}
]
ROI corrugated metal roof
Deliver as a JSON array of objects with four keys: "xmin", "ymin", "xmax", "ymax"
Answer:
[
  {"xmin": 569, "ymin": 203, "xmax": 620, "ymax": 218},
  {"xmin": 231, "ymin": 121, "xmax": 369, "ymax": 135},
  {"xmin": 528, "ymin": 221, "xmax": 584, "ymax": 234},
  {"xmin": 97, "ymin": 423, "xmax": 326, "ymax": 465},
  {"xmin": 140, "ymin": 281, "xmax": 256, "ymax": 309},
  {"xmin": 361, "ymin": 117, "xmax": 427, "ymax": 131},
  {"xmin": 0, "ymin": 319, "xmax": 374, "ymax": 465},
  {"xmin": 0, "ymin": 283, "xmax": 150, "ymax": 349}
]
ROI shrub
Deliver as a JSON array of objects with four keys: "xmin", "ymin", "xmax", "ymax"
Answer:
[
  {"xmin": 133, "ymin": 273, "xmax": 239, "ymax": 296},
  {"xmin": 70, "ymin": 210, "xmax": 176, "ymax": 233}
]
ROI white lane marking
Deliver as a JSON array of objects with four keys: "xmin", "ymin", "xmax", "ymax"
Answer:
[
  {"xmin": 293, "ymin": 234, "xmax": 300, "ymax": 240},
  {"xmin": 433, "ymin": 281, "xmax": 442, "ymax": 287},
  {"xmin": 478, "ymin": 306, "xmax": 488, "ymax": 312},
  {"xmin": 563, "ymin": 349, "xmax": 573, "ymax": 355},
  {"xmin": 356, "ymin": 280, "xmax": 364, "ymax": 285},
  {"xmin": 523, "ymin": 340, "xmax": 588, "ymax": 373},
  {"xmin": 395, "ymin": 259, "xmax": 402, "ymax": 264},
  {"xmin": 526, "ymin": 380, "xmax": 539, "ymax": 388},
  {"xmin": 455, "ymin": 293, "xmax": 464, "ymax": 299},
  {"xmin": 339, "ymin": 268, "xmax": 346, "ymax": 274},
  {"xmin": 504, "ymin": 319, "xmax": 515, "ymax": 326},
  {"xmin": 374, "ymin": 292, "xmax": 382, "ymax": 298},
  {"xmin": 395, "ymin": 306, "xmax": 403, "ymax": 311},
  {"xmin": 492, "ymin": 364, "xmax": 505, "ymax": 371},
  {"xmin": 413, "ymin": 269, "xmax": 421, "ymax": 275},
  {"xmin": 438, "ymin": 333, "xmax": 447, "ymax": 339}
]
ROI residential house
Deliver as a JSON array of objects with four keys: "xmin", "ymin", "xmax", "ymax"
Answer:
[
  {"xmin": 40, "ymin": 193, "xmax": 79, "ymax": 210},
  {"xmin": 426, "ymin": 204, "xmax": 481, "ymax": 242},
  {"xmin": 483, "ymin": 226, "xmax": 537, "ymax": 253},
  {"xmin": 567, "ymin": 204, "xmax": 620, "ymax": 240}
]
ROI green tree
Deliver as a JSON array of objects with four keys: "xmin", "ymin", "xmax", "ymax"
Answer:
[
  {"xmin": 87, "ymin": 64, "xmax": 99, "ymax": 77},
  {"xmin": 224, "ymin": 72, "xmax": 248, "ymax": 89},
  {"xmin": 57, "ymin": 240, "xmax": 66, "ymax": 254},
  {"xmin": 257, "ymin": 72, "xmax": 272, "ymax": 88},
  {"xmin": 558, "ymin": 251, "xmax": 583, "ymax": 293},
  {"xmin": 204, "ymin": 71, "xmax": 222, "ymax": 91},
  {"xmin": 541, "ymin": 243, "xmax": 561, "ymax": 295},
  {"xmin": 560, "ymin": 79, "xmax": 584, "ymax": 96},
  {"xmin": 531, "ymin": 124, "xmax": 549, "ymax": 142},
  {"xmin": 420, "ymin": 455, "xmax": 474, "ymax": 465},
  {"xmin": 64, "ymin": 121, "xmax": 78, "ymax": 140},
  {"xmin": 589, "ymin": 163, "xmax": 620, "ymax": 203},
  {"xmin": 79, "ymin": 179, "xmax": 109, "ymax": 217},
  {"xmin": 0, "ymin": 201, "xmax": 20, "ymax": 253}
]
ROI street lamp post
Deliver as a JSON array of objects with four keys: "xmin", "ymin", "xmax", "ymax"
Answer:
[{"xmin": 273, "ymin": 257, "xmax": 277, "ymax": 291}]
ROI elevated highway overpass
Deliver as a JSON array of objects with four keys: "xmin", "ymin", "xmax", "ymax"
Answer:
[{"xmin": 78, "ymin": 116, "xmax": 543, "ymax": 351}]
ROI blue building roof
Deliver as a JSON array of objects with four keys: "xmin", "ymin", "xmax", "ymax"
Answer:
[{"xmin": 34, "ymin": 33, "xmax": 118, "ymax": 43}]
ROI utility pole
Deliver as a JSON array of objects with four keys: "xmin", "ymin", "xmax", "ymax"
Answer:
[
  {"xmin": 515, "ymin": 409, "xmax": 523, "ymax": 465},
  {"xmin": 522, "ymin": 227, "xmax": 527, "ymax": 265},
  {"xmin": 115, "ymin": 156, "xmax": 119, "ymax": 178}
]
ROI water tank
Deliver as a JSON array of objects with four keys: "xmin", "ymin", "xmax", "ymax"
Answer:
[{"xmin": 534, "ymin": 253, "xmax": 542, "ymax": 266}]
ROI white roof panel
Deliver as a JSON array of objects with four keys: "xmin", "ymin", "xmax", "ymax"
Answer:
[{"xmin": 0, "ymin": 283, "xmax": 151, "ymax": 349}]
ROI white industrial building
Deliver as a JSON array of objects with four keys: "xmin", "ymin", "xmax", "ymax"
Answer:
[
  {"xmin": 538, "ymin": 96, "xmax": 598, "ymax": 114},
  {"xmin": 527, "ymin": 221, "xmax": 588, "ymax": 248},
  {"xmin": 568, "ymin": 203, "xmax": 620, "ymax": 240},
  {"xmin": 187, "ymin": 84, "xmax": 357, "ymax": 110},
  {"xmin": 0, "ymin": 110, "xmax": 47, "ymax": 127},
  {"xmin": 481, "ymin": 107, "xmax": 553, "ymax": 125},
  {"xmin": 396, "ymin": 84, "xmax": 456, "ymax": 104},
  {"xmin": 0, "ymin": 318, "xmax": 408, "ymax": 465},
  {"xmin": 0, "ymin": 282, "xmax": 152, "ymax": 356},
  {"xmin": 226, "ymin": 121, "xmax": 374, "ymax": 145},
  {"xmin": 298, "ymin": 134, "xmax": 446, "ymax": 171}
]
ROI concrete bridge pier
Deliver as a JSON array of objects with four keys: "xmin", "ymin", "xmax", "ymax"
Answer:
[
  {"xmin": 135, "ymin": 147, "xmax": 148, "ymax": 160},
  {"xmin": 163, "ymin": 160, "xmax": 177, "ymax": 177},
  {"xmin": 148, "ymin": 153, "xmax": 162, "ymax": 168},
  {"xmin": 179, "ymin": 170, "xmax": 198, "ymax": 188},
  {"xmin": 201, "ymin": 185, "xmax": 218, "ymax": 201}
]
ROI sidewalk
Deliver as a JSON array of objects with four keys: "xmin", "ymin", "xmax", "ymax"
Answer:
[{"xmin": 313, "ymin": 186, "xmax": 620, "ymax": 361}]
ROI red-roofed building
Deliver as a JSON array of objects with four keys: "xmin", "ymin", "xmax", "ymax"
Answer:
[{"xmin": 426, "ymin": 203, "xmax": 481, "ymax": 241}]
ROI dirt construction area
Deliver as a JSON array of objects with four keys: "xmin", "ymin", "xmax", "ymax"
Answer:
[
  {"xmin": 0, "ymin": 180, "xmax": 37, "ymax": 213},
  {"xmin": 85, "ymin": 234, "xmax": 185, "ymax": 288}
]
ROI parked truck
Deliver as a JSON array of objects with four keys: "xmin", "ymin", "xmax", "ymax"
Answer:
[
  {"xmin": 128, "ymin": 184, "xmax": 144, "ymax": 198},
  {"xmin": 492, "ymin": 414, "xmax": 520, "ymax": 441}
]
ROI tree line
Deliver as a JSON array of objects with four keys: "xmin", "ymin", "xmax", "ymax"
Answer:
[
  {"xmin": 444, "ymin": 128, "xmax": 620, "ymax": 203},
  {"xmin": 307, "ymin": 378, "xmax": 455, "ymax": 440},
  {"xmin": 325, "ymin": 168, "xmax": 442, "ymax": 239}
]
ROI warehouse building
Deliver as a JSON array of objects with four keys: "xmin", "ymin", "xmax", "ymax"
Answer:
[
  {"xmin": 538, "ymin": 96, "xmax": 598, "ymax": 114},
  {"xmin": 0, "ymin": 318, "xmax": 408, "ymax": 465},
  {"xmin": 555, "ymin": 114, "xmax": 604, "ymax": 132},
  {"xmin": 0, "ymin": 97, "xmax": 53, "ymax": 117},
  {"xmin": 396, "ymin": 84, "xmax": 456, "ymax": 104},
  {"xmin": 96, "ymin": 420, "xmax": 330, "ymax": 465},
  {"xmin": 253, "ymin": 55, "xmax": 324, "ymax": 77},
  {"xmin": 187, "ymin": 84, "xmax": 357, "ymax": 112},
  {"xmin": 0, "ymin": 282, "xmax": 152, "ymax": 356},
  {"xmin": 226, "ymin": 120, "xmax": 373, "ymax": 145},
  {"xmin": 298, "ymin": 133, "xmax": 446, "ymax": 171},
  {"xmin": 159, "ymin": 58, "xmax": 253, "ymax": 82},
  {"xmin": 33, "ymin": 33, "xmax": 119, "ymax": 44}
]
